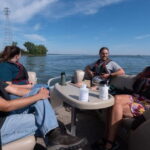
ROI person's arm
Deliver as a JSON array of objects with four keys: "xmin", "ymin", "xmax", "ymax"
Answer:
[
  {"xmin": 0, "ymin": 88, "xmax": 49, "ymax": 112},
  {"xmin": 110, "ymin": 68, "xmax": 125, "ymax": 77},
  {"xmin": 101, "ymin": 68, "xmax": 125, "ymax": 79},
  {"xmin": 6, "ymin": 82, "xmax": 33, "ymax": 89},
  {"xmin": 5, "ymin": 84, "xmax": 31, "ymax": 96},
  {"xmin": 85, "ymin": 61, "xmax": 97, "ymax": 79},
  {"xmin": 100, "ymin": 60, "xmax": 125, "ymax": 79},
  {"xmin": 85, "ymin": 65, "xmax": 94, "ymax": 78}
]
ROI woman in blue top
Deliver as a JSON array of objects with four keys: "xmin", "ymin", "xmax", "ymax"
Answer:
[
  {"xmin": 0, "ymin": 46, "xmax": 48, "ymax": 100},
  {"xmin": 0, "ymin": 45, "xmax": 48, "ymax": 89},
  {"xmin": 0, "ymin": 46, "xmax": 30, "ymax": 85}
]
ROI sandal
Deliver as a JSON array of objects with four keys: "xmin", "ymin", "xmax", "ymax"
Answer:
[{"xmin": 91, "ymin": 138, "xmax": 119, "ymax": 150}]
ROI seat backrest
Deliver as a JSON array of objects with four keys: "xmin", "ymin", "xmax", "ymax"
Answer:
[
  {"xmin": 110, "ymin": 75, "xmax": 136, "ymax": 91},
  {"xmin": 2, "ymin": 136, "xmax": 35, "ymax": 150},
  {"xmin": 28, "ymin": 72, "xmax": 37, "ymax": 84},
  {"xmin": 74, "ymin": 70, "xmax": 85, "ymax": 83},
  {"xmin": 128, "ymin": 119, "xmax": 150, "ymax": 150}
]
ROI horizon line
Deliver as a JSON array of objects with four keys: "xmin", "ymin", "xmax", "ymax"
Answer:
[{"xmin": 47, "ymin": 53, "xmax": 150, "ymax": 56}]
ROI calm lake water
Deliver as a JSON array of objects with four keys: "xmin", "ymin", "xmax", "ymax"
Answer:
[{"xmin": 21, "ymin": 55, "xmax": 150, "ymax": 84}]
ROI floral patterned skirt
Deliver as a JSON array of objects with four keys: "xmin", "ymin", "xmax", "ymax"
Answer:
[{"xmin": 129, "ymin": 94, "xmax": 150, "ymax": 116}]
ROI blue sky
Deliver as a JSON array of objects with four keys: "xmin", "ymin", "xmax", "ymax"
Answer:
[{"xmin": 0, "ymin": 0, "xmax": 150, "ymax": 55}]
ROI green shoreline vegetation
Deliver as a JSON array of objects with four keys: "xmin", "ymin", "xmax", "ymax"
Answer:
[{"xmin": 1, "ymin": 41, "xmax": 48, "ymax": 56}]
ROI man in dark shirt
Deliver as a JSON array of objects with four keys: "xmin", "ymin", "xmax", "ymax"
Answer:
[{"xmin": 0, "ymin": 81, "xmax": 86, "ymax": 149}]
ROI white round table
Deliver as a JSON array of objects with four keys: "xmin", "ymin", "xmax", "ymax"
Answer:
[{"xmin": 52, "ymin": 83, "xmax": 114, "ymax": 135}]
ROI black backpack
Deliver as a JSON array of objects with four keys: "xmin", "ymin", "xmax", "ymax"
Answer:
[{"xmin": 133, "ymin": 77, "xmax": 150, "ymax": 99}]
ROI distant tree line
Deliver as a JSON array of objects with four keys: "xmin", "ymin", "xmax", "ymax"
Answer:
[
  {"xmin": 11, "ymin": 41, "xmax": 48, "ymax": 55},
  {"xmin": 24, "ymin": 42, "xmax": 48, "ymax": 55}
]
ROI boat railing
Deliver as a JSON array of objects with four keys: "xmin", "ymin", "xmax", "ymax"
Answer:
[{"xmin": 47, "ymin": 75, "xmax": 72, "ymax": 90}]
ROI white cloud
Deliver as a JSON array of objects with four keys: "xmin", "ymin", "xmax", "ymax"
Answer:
[
  {"xmin": 24, "ymin": 34, "xmax": 46, "ymax": 42},
  {"xmin": 0, "ymin": 0, "xmax": 124, "ymax": 23},
  {"xmin": 135, "ymin": 34, "xmax": 150, "ymax": 40},
  {"xmin": 33, "ymin": 23, "xmax": 41, "ymax": 31},
  {"xmin": 0, "ymin": 0, "xmax": 57, "ymax": 23},
  {"xmin": 45, "ymin": 0, "xmax": 124, "ymax": 18},
  {"xmin": 74, "ymin": 0, "xmax": 123, "ymax": 15}
]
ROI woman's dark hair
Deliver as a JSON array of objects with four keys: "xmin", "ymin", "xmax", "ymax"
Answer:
[
  {"xmin": 99, "ymin": 47, "xmax": 109, "ymax": 54},
  {"xmin": 0, "ymin": 46, "xmax": 21, "ymax": 62}
]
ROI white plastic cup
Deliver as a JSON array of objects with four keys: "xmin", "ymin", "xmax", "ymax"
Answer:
[
  {"xmin": 79, "ymin": 84, "xmax": 89, "ymax": 102},
  {"xmin": 99, "ymin": 84, "xmax": 109, "ymax": 100}
]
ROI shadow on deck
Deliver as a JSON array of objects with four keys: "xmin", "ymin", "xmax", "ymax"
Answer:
[{"xmin": 35, "ymin": 106, "xmax": 127, "ymax": 150}]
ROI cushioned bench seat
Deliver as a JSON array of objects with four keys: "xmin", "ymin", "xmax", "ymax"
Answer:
[
  {"xmin": 2, "ymin": 136, "xmax": 35, "ymax": 150},
  {"xmin": 110, "ymin": 75, "xmax": 136, "ymax": 91}
]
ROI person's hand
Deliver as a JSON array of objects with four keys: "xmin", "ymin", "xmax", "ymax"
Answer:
[
  {"xmin": 89, "ymin": 71, "xmax": 94, "ymax": 78},
  {"xmin": 100, "ymin": 73, "xmax": 110, "ymax": 79},
  {"xmin": 37, "ymin": 88, "xmax": 50, "ymax": 99},
  {"xmin": 29, "ymin": 81, "xmax": 35, "ymax": 85},
  {"xmin": 6, "ymin": 81, "xmax": 12, "ymax": 85},
  {"xmin": 26, "ymin": 83, "xmax": 34, "ymax": 89}
]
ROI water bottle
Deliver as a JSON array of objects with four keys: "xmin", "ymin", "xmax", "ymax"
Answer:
[
  {"xmin": 99, "ymin": 81, "xmax": 109, "ymax": 100},
  {"xmin": 60, "ymin": 72, "xmax": 66, "ymax": 85},
  {"xmin": 79, "ymin": 84, "xmax": 89, "ymax": 102}
]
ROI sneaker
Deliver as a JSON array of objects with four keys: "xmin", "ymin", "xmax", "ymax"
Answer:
[{"xmin": 46, "ymin": 128, "xmax": 87, "ymax": 150}]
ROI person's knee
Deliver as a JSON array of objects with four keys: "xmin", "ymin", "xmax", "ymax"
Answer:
[
  {"xmin": 114, "ymin": 95, "xmax": 122, "ymax": 105},
  {"xmin": 113, "ymin": 95, "xmax": 125, "ymax": 112}
]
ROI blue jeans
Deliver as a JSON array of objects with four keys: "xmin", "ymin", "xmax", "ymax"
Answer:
[
  {"xmin": 33, "ymin": 83, "xmax": 49, "ymax": 89},
  {"xmin": 1, "ymin": 87, "xmax": 58, "ymax": 145},
  {"xmin": 10, "ymin": 83, "xmax": 49, "ymax": 100}
]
